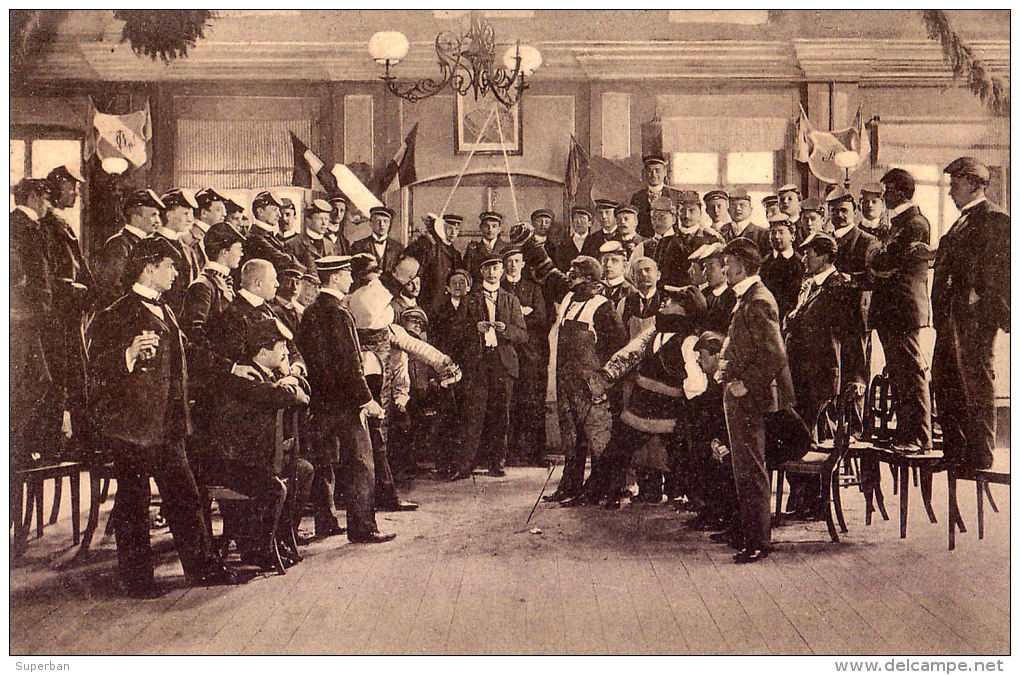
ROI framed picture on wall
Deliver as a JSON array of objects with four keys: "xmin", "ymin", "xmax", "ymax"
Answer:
[{"xmin": 455, "ymin": 94, "xmax": 522, "ymax": 156}]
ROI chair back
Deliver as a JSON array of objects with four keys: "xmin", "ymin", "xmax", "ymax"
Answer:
[{"xmin": 864, "ymin": 369, "xmax": 897, "ymax": 444}]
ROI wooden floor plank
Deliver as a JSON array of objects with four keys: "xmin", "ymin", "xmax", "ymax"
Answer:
[
  {"xmin": 648, "ymin": 552, "xmax": 729, "ymax": 654},
  {"xmin": 555, "ymin": 553, "xmax": 607, "ymax": 654},
  {"xmin": 403, "ymin": 547, "xmax": 467, "ymax": 654},
  {"xmin": 616, "ymin": 553, "xmax": 688, "ymax": 654},
  {"xmin": 683, "ymin": 546, "xmax": 770, "ymax": 654}
]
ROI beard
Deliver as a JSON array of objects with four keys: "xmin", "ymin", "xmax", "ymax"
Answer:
[{"xmin": 655, "ymin": 312, "xmax": 691, "ymax": 334}]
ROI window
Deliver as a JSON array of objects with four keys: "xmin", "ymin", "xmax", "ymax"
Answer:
[
  {"xmin": 671, "ymin": 150, "xmax": 776, "ymax": 224},
  {"xmin": 9, "ymin": 135, "xmax": 84, "ymax": 236}
]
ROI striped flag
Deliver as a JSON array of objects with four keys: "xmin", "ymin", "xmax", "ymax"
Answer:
[
  {"xmin": 84, "ymin": 96, "xmax": 152, "ymax": 168},
  {"xmin": 290, "ymin": 132, "xmax": 339, "ymax": 193},
  {"xmin": 376, "ymin": 123, "xmax": 419, "ymax": 196}
]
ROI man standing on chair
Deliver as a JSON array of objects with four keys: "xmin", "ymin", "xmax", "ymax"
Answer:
[
  {"xmin": 932, "ymin": 158, "xmax": 1010, "ymax": 470},
  {"xmin": 716, "ymin": 237, "xmax": 795, "ymax": 564}
]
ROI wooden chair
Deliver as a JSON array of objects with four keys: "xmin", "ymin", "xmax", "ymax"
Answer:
[
  {"xmin": 948, "ymin": 450, "xmax": 1010, "ymax": 550},
  {"xmin": 205, "ymin": 408, "xmax": 300, "ymax": 576},
  {"xmin": 773, "ymin": 395, "xmax": 852, "ymax": 543},
  {"xmin": 11, "ymin": 459, "xmax": 83, "ymax": 554}
]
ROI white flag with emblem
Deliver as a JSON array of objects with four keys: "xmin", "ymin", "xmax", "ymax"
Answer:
[{"xmin": 85, "ymin": 97, "xmax": 152, "ymax": 168}]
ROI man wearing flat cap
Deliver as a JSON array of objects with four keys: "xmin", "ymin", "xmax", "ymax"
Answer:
[
  {"xmin": 351, "ymin": 206, "xmax": 405, "ymax": 273},
  {"xmin": 598, "ymin": 240, "xmax": 636, "ymax": 315},
  {"xmin": 704, "ymin": 189, "xmax": 733, "ymax": 232},
  {"xmin": 721, "ymin": 189, "xmax": 770, "ymax": 256},
  {"xmin": 405, "ymin": 213, "xmax": 464, "ymax": 319},
  {"xmin": 870, "ymin": 168, "xmax": 933, "ymax": 453},
  {"xmin": 223, "ymin": 197, "xmax": 247, "ymax": 236},
  {"xmin": 800, "ymin": 198, "xmax": 829, "ymax": 237},
  {"xmin": 859, "ymin": 182, "xmax": 889, "ymax": 239},
  {"xmin": 183, "ymin": 221, "xmax": 245, "ymax": 344},
  {"xmin": 552, "ymin": 206, "xmax": 604, "ymax": 273},
  {"xmin": 40, "ymin": 166, "xmax": 94, "ymax": 450},
  {"xmin": 759, "ymin": 213, "xmax": 806, "ymax": 323},
  {"xmin": 154, "ymin": 188, "xmax": 201, "ymax": 314},
  {"xmin": 241, "ymin": 191, "xmax": 302, "ymax": 276},
  {"xmin": 96, "ymin": 189, "xmax": 163, "ymax": 308},
  {"xmin": 692, "ymin": 242, "xmax": 737, "ymax": 335},
  {"xmin": 326, "ymin": 195, "xmax": 351, "ymax": 254},
  {"xmin": 279, "ymin": 197, "xmax": 297, "ymax": 239},
  {"xmin": 631, "ymin": 196, "xmax": 683, "ymax": 283},
  {"xmin": 716, "ymin": 236, "xmax": 795, "ymax": 563},
  {"xmin": 828, "ymin": 186, "xmax": 879, "ymax": 432},
  {"xmin": 594, "ymin": 198, "xmax": 621, "ymax": 239},
  {"xmin": 287, "ymin": 199, "xmax": 339, "ymax": 276},
  {"xmin": 762, "ymin": 194, "xmax": 781, "ymax": 221},
  {"xmin": 778, "ymin": 183, "xmax": 803, "ymax": 226},
  {"xmin": 673, "ymin": 191, "xmax": 726, "ymax": 287},
  {"xmin": 269, "ymin": 263, "xmax": 308, "ymax": 334},
  {"xmin": 931, "ymin": 158, "xmax": 1009, "ymax": 469},
  {"xmin": 728, "ymin": 187, "xmax": 765, "ymax": 238},
  {"xmin": 630, "ymin": 154, "xmax": 682, "ymax": 239},
  {"xmin": 612, "ymin": 204, "xmax": 646, "ymax": 261},
  {"xmin": 462, "ymin": 211, "xmax": 508, "ymax": 284}
]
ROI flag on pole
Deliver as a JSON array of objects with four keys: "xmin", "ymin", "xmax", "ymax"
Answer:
[
  {"xmin": 331, "ymin": 164, "xmax": 383, "ymax": 216},
  {"xmin": 84, "ymin": 97, "xmax": 152, "ymax": 168},
  {"xmin": 290, "ymin": 131, "xmax": 339, "ymax": 194},
  {"xmin": 794, "ymin": 105, "xmax": 871, "ymax": 184},
  {"xmin": 564, "ymin": 135, "xmax": 594, "ymax": 212},
  {"xmin": 376, "ymin": 123, "xmax": 419, "ymax": 196}
]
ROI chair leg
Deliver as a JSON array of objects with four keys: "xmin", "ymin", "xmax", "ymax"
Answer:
[
  {"xmin": 832, "ymin": 471, "xmax": 847, "ymax": 533},
  {"xmin": 984, "ymin": 483, "xmax": 999, "ymax": 513},
  {"xmin": 774, "ymin": 469, "xmax": 785, "ymax": 525},
  {"xmin": 948, "ymin": 473, "xmax": 957, "ymax": 550},
  {"xmin": 822, "ymin": 473, "xmax": 839, "ymax": 543},
  {"xmin": 12, "ymin": 480, "xmax": 28, "ymax": 556},
  {"xmin": 912, "ymin": 466, "xmax": 919, "ymax": 488},
  {"xmin": 874, "ymin": 479, "xmax": 889, "ymax": 521},
  {"xmin": 34, "ymin": 479, "xmax": 45, "ymax": 539},
  {"xmin": 891, "ymin": 464, "xmax": 899, "ymax": 495},
  {"xmin": 920, "ymin": 469, "xmax": 937, "ymax": 524},
  {"xmin": 100, "ymin": 477, "xmax": 111, "ymax": 504},
  {"xmin": 79, "ymin": 472, "xmax": 104, "ymax": 553},
  {"xmin": 977, "ymin": 480, "xmax": 985, "ymax": 540},
  {"xmin": 899, "ymin": 464, "xmax": 909, "ymax": 539},
  {"xmin": 49, "ymin": 475, "xmax": 63, "ymax": 525},
  {"xmin": 271, "ymin": 538, "xmax": 286, "ymax": 575},
  {"xmin": 70, "ymin": 471, "xmax": 81, "ymax": 546}
]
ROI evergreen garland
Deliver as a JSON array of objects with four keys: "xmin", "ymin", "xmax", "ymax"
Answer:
[
  {"xmin": 921, "ymin": 9, "xmax": 1009, "ymax": 116},
  {"xmin": 114, "ymin": 10, "xmax": 213, "ymax": 64}
]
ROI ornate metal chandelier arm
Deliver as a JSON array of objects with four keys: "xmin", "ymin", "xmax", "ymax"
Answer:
[{"xmin": 379, "ymin": 32, "xmax": 461, "ymax": 102}]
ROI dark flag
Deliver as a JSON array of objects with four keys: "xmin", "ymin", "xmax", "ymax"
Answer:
[
  {"xmin": 290, "ymin": 131, "xmax": 338, "ymax": 193},
  {"xmin": 376, "ymin": 123, "xmax": 419, "ymax": 196}
]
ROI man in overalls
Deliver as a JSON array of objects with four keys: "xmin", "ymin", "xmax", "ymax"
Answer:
[{"xmin": 512, "ymin": 222, "xmax": 627, "ymax": 502}]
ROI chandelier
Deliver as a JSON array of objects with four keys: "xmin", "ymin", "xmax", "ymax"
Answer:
[{"xmin": 368, "ymin": 12, "xmax": 542, "ymax": 108}]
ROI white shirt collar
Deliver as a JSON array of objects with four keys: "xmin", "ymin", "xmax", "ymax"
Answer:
[
  {"xmin": 647, "ymin": 184, "xmax": 663, "ymax": 195},
  {"xmin": 504, "ymin": 272, "xmax": 522, "ymax": 284},
  {"xmin": 254, "ymin": 219, "xmax": 279, "ymax": 236},
  {"xmin": 606, "ymin": 275, "xmax": 625, "ymax": 287},
  {"xmin": 732, "ymin": 274, "xmax": 761, "ymax": 297},
  {"xmin": 637, "ymin": 287, "xmax": 657, "ymax": 300},
  {"xmin": 156, "ymin": 227, "xmax": 179, "ymax": 241},
  {"xmin": 811, "ymin": 265, "xmax": 837, "ymax": 287},
  {"xmin": 319, "ymin": 287, "xmax": 345, "ymax": 301},
  {"xmin": 204, "ymin": 261, "xmax": 231, "ymax": 276},
  {"xmin": 16, "ymin": 205, "xmax": 39, "ymax": 222},
  {"xmin": 571, "ymin": 232, "xmax": 587, "ymax": 249},
  {"xmin": 959, "ymin": 196, "xmax": 986, "ymax": 214},
  {"xmin": 679, "ymin": 223, "xmax": 700, "ymax": 236},
  {"xmin": 728, "ymin": 219, "xmax": 749, "ymax": 236},
  {"xmin": 713, "ymin": 217, "xmax": 734, "ymax": 230},
  {"xmin": 481, "ymin": 237, "xmax": 498, "ymax": 250},
  {"xmin": 710, "ymin": 282, "xmax": 729, "ymax": 297},
  {"xmin": 450, "ymin": 297, "xmax": 461, "ymax": 309},
  {"xmin": 193, "ymin": 219, "xmax": 212, "ymax": 234},
  {"xmin": 482, "ymin": 280, "xmax": 501, "ymax": 294},
  {"xmin": 888, "ymin": 201, "xmax": 916, "ymax": 218},
  {"xmin": 132, "ymin": 282, "xmax": 161, "ymax": 301},
  {"xmin": 653, "ymin": 227, "xmax": 676, "ymax": 240},
  {"xmin": 373, "ymin": 236, "xmax": 387, "ymax": 246},
  {"xmin": 124, "ymin": 224, "xmax": 149, "ymax": 239},
  {"xmin": 833, "ymin": 223, "xmax": 855, "ymax": 240},
  {"xmin": 773, "ymin": 248, "xmax": 795, "ymax": 260},
  {"xmin": 305, "ymin": 229, "xmax": 324, "ymax": 240},
  {"xmin": 238, "ymin": 288, "xmax": 265, "ymax": 307}
]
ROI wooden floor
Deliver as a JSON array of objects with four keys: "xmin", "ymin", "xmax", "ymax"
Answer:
[{"xmin": 10, "ymin": 463, "xmax": 1010, "ymax": 655}]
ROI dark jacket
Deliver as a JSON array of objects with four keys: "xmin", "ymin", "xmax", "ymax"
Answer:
[
  {"xmin": 86, "ymin": 292, "xmax": 231, "ymax": 447},
  {"xmin": 462, "ymin": 238, "xmax": 509, "ymax": 283},
  {"xmin": 551, "ymin": 232, "xmax": 603, "ymax": 273},
  {"xmin": 41, "ymin": 210, "xmax": 95, "ymax": 312},
  {"xmin": 95, "ymin": 227, "xmax": 144, "ymax": 310},
  {"xmin": 206, "ymin": 292, "xmax": 304, "ymax": 370},
  {"xmin": 870, "ymin": 205, "xmax": 931, "ymax": 332},
  {"xmin": 350, "ymin": 235, "xmax": 405, "ymax": 272},
  {"xmin": 630, "ymin": 185, "xmax": 683, "ymax": 239},
  {"xmin": 702, "ymin": 284, "xmax": 737, "ymax": 335},
  {"xmin": 11, "ymin": 208, "xmax": 56, "ymax": 402},
  {"xmin": 450, "ymin": 286, "xmax": 528, "ymax": 379},
  {"xmin": 152, "ymin": 232, "xmax": 195, "ymax": 315},
  {"xmin": 405, "ymin": 232, "xmax": 464, "ymax": 318},
  {"xmin": 835, "ymin": 225, "xmax": 880, "ymax": 332},
  {"xmin": 932, "ymin": 199, "xmax": 1010, "ymax": 335},
  {"xmin": 243, "ymin": 224, "xmax": 300, "ymax": 274},
  {"xmin": 182, "ymin": 270, "xmax": 234, "ymax": 344},
  {"xmin": 759, "ymin": 251, "xmax": 805, "ymax": 322},
  {"xmin": 295, "ymin": 290, "xmax": 373, "ymax": 416},
  {"xmin": 721, "ymin": 280, "xmax": 795, "ymax": 414},
  {"xmin": 720, "ymin": 222, "xmax": 771, "ymax": 257},
  {"xmin": 502, "ymin": 274, "xmax": 549, "ymax": 365},
  {"xmin": 286, "ymin": 232, "xmax": 338, "ymax": 277}
]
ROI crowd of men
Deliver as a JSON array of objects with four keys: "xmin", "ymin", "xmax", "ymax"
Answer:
[{"xmin": 9, "ymin": 152, "xmax": 1008, "ymax": 596}]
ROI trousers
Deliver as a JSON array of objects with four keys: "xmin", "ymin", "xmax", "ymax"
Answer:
[
  {"xmin": 456, "ymin": 351, "xmax": 515, "ymax": 473},
  {"xmin": 723, "ymin": 391, "xmax": 772, "ymax": 550},
  {"xmin": 876, "ymin": 326, "xmax": 932, "ymax": 449}
]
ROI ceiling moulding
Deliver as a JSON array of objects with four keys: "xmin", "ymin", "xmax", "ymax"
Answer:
[
  {"xmin": 793, "ymin": 39, "xmax": 1010, "ymax": 83},
  {"xmin": 572, "ymin": 42, "xmax": 800, "ymax": 80}
]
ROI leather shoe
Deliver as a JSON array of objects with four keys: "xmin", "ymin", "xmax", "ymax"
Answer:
[
  {"xmin": 241, "ymin": 551, "xmax": 282, "ymax": 573},
  {"xmin": 315, "ymin": 523, "xmax": 346, "ymax": 540},
  {"xmin": 349, "ymin": 531, "xmax": 397, "ymax": 544},
  {"xmin": 603, "ymin": 498, "xmax": 622, "ymax": 510},
  {"xmin": 191, "ymin": 562, "xmax": 244, "ymax": 586},
  {"xmin": 447, "ymin": 471, "xmax": 472, "ymax": 481},
  {"xmin": 377, "ymin": 499, "xmax": 419, "ymax": 512},
  {"xmin": 542, "ymin": 490, "xmax": 573, "ymax": 502},
  {"xmin": 733, "ymin": 547, "xmax": 770, "ymax": 564},
  {"xmin": 561, "ymin": 493, "xmax": 596, "ymax": 508},
  {"xmin": 488, "ymin": 468, "xmax": 506, "ymax": 477}
]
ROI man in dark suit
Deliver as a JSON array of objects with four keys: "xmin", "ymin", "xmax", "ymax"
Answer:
[
  {"xmin": 502, "ymin": 248, "xmax": 549, "ymax": 466},
  {"xmin": 350, "ymin": 206, "xmax": 405, "ymax": 273},
  {"xmin": 191, "ymin": 187, "xmax": 229, "ymax": 265},
  {"xmin": 692, "ymin": 243, "xmax": 737, "ymax": 335},
  {"xmin": 621, "ymin": 256, "xmax": 660, "ymax": 338},
  {"xmin": 95, "ymin": 189, "xmax": 163, "ymax": 309},
  {"xmin": 932, "ymin": 158, "xmax": 1009, "ymax": 469},
  {"xmin": 778, "ymin": 183, "xmax": 805, "ymax": 242},
  {"xmin": 462, "ymin": 211, "xmax": 509, "ymax": 282},
  {"xmin": 11, "ymin": 178, "xmax": 59, "ymax": 473},
  {"xmin": 599, "ymin": 241, "xmax": 636, "ymax": 315},
  {"xmin": 672, "ymin": 191, "xmax": 726, "ymax": 287},
  {"xmin": 40, "ymin": 166, "xmax": 93, "ymax": 451},
  {"xmin": 449, "ymin": 252, "xmax": 528, "ymax": 478},
  {"xmin": 153, "ymin": 189, "xmax": 200, "ymax": 314},
  {"xmin": 268, "ymin": 264, "xmax": 306, "ymax": 335},
  {"xmin": 405, "ymin": 214, "xmax": 465, "ymax": 320},
  {"xmin": 830, "ymin": 187, "xmax": 880, "ymax": 433},
  {"xmin": 594, "ymin": 198, "xmax": 620, "ymax": 239},
  {"xmin": 242, "ymin": 191, "xmax": 301, "ymax": 275},
  {"xmin": 326, "ymin": 195, "xmax": 351, "ymax": 255},
  {"xmin": 631, "ymin": 197, "xmax": 681, "ymax": 283},
  {"xmin": 630, "ymin": 154, "xmax": 682, "ymax": 239},
  {"xmin": 87, "ymin": 238, "xmax": 245, "ymax": 596},
  {"xmin": 759, "ymin": 213, "xmax": 805, "ymax": 323},
  {"xmin": 728, "ymin": 187, "xmax": 767, "ymax": 239},
  {"xmin": 720, "ymin": 190, "xmax": 771, "ymax": 257},
  {"xmin": 871, "ymin": 168, "xmax": 933, "ymax": 453},
  {"xmin": 552, "ymin": 206, "xmax": 604, "ymax": 273},
  {"xmin": 286, "ymin": 199, "xmax": 338, "ymax": 277},
  {"xmin": 717, "ymin": 237, "xmax": 796, "ymax": 563},
  {"xmin": 613, "ymin": 205, "xmax": 646, "ymax": 261},
  {"xmin": 295, "ymin": 255, "xmax": 394, "ymax": 543},
  {"xmin": 182, "ymin": 222, "xmax": 245, "ymax": 344}
]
